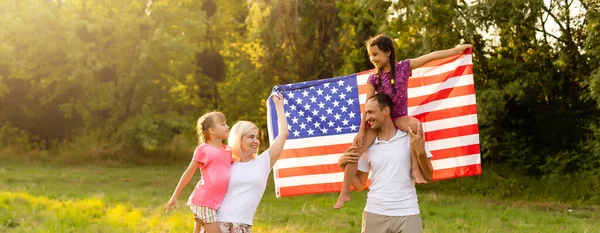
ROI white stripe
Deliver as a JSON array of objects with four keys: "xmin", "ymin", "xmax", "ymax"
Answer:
[
  {"xmin": 411, "ymin": 55, "xmax": 472, "ymax": 78},
  {"xmin": 284, "ymin": 134, "xmax": 354, "ymax": 149},
  {"xmin": 276, "ymin": 154, "xmax": 481, "ymax": 188},
  {"xmin": 359, "ymin": 94, "xmax": 367, "ymax": 104},
  {"xmin": 357, "ymin": 74, "xmax": 370, "ymax": 85},
  {"xmin": 422, "ymin": 114, "xmax": 479, "ymax": 132},
  {"xmin": 426, "ymin": 134, "xmax": 480, "ymax": 151},
  {"xmin": 431, "ymin": 154, "xmax": 481, "ymax": 170},
  {"xmin": 274, "ymin": 154, "xmax": 341, "ymax": 169},
  {"xmin": 407, "ymin": 75, "xmax": 474, "ymax": 98},
  {"xmin": 277, "ymin": 172, "xmax": 344, "ymax": 188},
  {"xmin": 358, "ymin": 76, "xmax": 474, "ymax": 103},
  {"xmin": 408, "ymin": 94, "xmax": 476, "ymax": 116}
]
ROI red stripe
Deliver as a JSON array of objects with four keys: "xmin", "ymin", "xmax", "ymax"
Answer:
[
  {"xmin": 278, "ymin": 180, "xmax": 371, "ymax": 197},
  {"xmin": 277, "ymin": 163, "xmax": 342, "ymax": 178},
  {"xmin": 408, "ymin": 85, "xmax": 475, "ymax": 107},
  {"xmin": 419, "ymin": 48, "xmax": 472, "ymax": 68},
  {"xmin": 413, "ymin": 104, "xmax": 478, "ymax": 122},
  {"xmin": 425, "ymin": 124, "xmax": 479, "ymax": 141},
  {"xmin": 432, "ymin": 163, "xmax": 481, "ymax": 180},
  {"xmin": 430, "ymin": 144, "xmax": 481, "ymax": 160},
  {"xmin": 281, "ymin": 143, "xmax": 352, "ymax": 159},
  {"xmin": 408, "ymin": 64, "xmax": 473, "ymax": 88}
]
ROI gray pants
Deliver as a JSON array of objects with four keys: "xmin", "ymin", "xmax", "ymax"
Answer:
[{"xmin": 361, "ymin": 211, "xmax": 422, "ymax": 233}]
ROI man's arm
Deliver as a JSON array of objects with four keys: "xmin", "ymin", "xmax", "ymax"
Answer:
[{"xmin": 409, "ymin": 124, "xmax": 434, "ymax": 182}]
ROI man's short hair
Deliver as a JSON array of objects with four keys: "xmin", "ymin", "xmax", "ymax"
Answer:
[{"xmin": 367, "ymin": 93, "xmax": 394, "ymax": 117}]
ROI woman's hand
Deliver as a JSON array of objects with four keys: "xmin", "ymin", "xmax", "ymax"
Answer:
[{"xmin": 272, "ymin": 92, "xmax": 284, "ymax": 107}]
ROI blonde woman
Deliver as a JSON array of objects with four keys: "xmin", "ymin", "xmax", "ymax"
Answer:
[{"xmin": 216, "ymin": 92, "xmax": 288, "ymax": 233}]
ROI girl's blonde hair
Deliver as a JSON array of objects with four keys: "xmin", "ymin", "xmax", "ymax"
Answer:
[
  {"xmin": 196, "ymin": 111, "xmax": 226, "ymax": 145},
  {"xmin": 228, "ymin": 121, "xmax": 259, "ymax": 160}
]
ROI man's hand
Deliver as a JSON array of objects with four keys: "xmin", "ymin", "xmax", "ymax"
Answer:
[
  {"xmin": 408, "ymin": 123, "xmax": 425, "ymax": 155},
  {"xmin": 339, "ymin": 145, "xmax": 360, "ymax": 168}
]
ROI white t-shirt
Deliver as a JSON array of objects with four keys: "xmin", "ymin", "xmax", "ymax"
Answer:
[
  {"xmin": 217, "ymin": 151, "xmax": 271, "ymax": 225},
  {"xmin": 358, "ymin": 129, "xmax": 433, "ymax": 216}
]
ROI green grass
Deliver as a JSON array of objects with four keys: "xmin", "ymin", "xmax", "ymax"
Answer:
[{"xmin": 1, "ymin": 163, "xmax": 599, "ymax": 233}]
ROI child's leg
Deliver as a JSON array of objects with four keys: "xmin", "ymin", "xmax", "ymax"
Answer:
[
  {"xmin": 334, "ymin": 127, "xmax": 377, "ymax": 209},
  {"xmin": 201, "ymin": 222, "xmax": 220, "ymax": 233},
  {"xmin": 394, "ymin": 115, "xmax": 427, "ymax": 184}
]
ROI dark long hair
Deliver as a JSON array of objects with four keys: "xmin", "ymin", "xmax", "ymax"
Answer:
[{"xmin": 366, "ymin": 35, "xmax": 396, "ymax": 93}]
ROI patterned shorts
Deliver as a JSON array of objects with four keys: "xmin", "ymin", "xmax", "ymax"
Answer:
[
  {"xmin": 218, "ymin": 222, "xmax": 252, "ymax": 233},
  {"xmin": 190, "ymin": 206, "xmax": 218, "ymax": 224}
]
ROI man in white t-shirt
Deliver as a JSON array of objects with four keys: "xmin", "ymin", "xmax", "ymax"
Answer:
[{"xmin": 339, "ymin": 92, "xmax": 434, "ymax": 233}]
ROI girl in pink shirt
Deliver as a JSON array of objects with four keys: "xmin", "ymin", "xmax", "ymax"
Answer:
[
  {"xmin": 334, "ymin": 35, "xmax": 472, "ymax": 209},
  {"xmin": 166, "ymin": 111, "xmax": 233, "ymax": 233}
]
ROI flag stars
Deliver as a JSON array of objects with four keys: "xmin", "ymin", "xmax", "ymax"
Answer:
[
  {"xmin": 307, "ymin": 128, "xmax": 314, "ymax": 135},
  {"xmin": 331, "ymin": 87, "xmax": 338, "ymax": 94},
  {"xmin": 325, "ymin": 94, "xmax": 332, "ymax": 101},
  {"xmin": 337, "ymin": 80, "xmax": 345, "ymax": 86},
  {"xmin": 300, "ymin": 122, "xmax": 307, "ymax": 129},
  {"xmin": 288, "ymin": 125, "xmax": 292, "ymax": 130},
  {"xmin": 313, "ymin": 122, "xmax": 321, "ymax": 128},
  {"xmin": 328, "ymin": 121, "xmax": 335, "ymax": 127},
  {"xmin": 345, "ymin": 85, "xmax": 353, "ymax": 92},
  {"xmin": 310, "ymin": 96, "xmax": 317, "ymax": 103},
  {"xmin": 340, "ymin": 106, "xmax": 348, "ymax": 113},
  {"xmin": 324, "ymin": 83, "xmax": 330, "ymax": 88},
  {"xmin": 349, "ymin": 112, "xmax": 356, "ymax": 118},
  {"xmin": 318, "ymin": 102, "xmax": 325, "ymax": 109},
  {"xmin": 312, "ymin": 109, "xmax": 319, "ymax": 116},
  {"xmin": 306, "ymin": 116, "xmax": 313, "ymax": 122},
  {"xmin": 292, "ymin": 117, "xmax": 299, "ymax": 124},
  {"xmin": 320, "ymin": 115, "xmax": 327, "ymax": 122},
  {"xmin": 298, "ymin": 110, "xmax": 305, "ymax": 116},
  {"xmin": 342, "ymin": 119, "xmax": 349, "ymax": 126},
  {"xmin": 317, "ymin": 89, "xmax": 324, "ymax": 95},
  {"xmin": 287, "ymin": 92, "xmax": 295, "ymax": 99},
  {"xmin": 302, "ymin": 90, "xmax": 309, "ymax": 97},
  {"xmin": 296, "ymin": 97, "xmax": 303, "ymax": 104},
  {"xmin": 326, "ymin": 107, "xmax": 333, "ymax": 115},
  {"xmin": 332, "ymin": 100, "xmax": 340, "ymax": 107},
  {"xmin": 334, "ymin": 113, "xmax": 341, "ymax": 120},
  {"xmin": 347, "ymin": 99, "xmax": 354, "ymax": 105},
  {"xmin": 303, "ymin": 104, "xmax": 311, "ymax": 110},
  {"xmin": 339, "ymin": 93, "xmax": 347, "ymax": 100},
  {"xmin": 321, "ymin": 128, "xmax": 329, "ymax": 134},
  {"xmin": 290, "ymin": 104, "xmax": 297, "ymax": 111},
  {"xmin": 286, "ymin": 112, "xmax": 291, "ymax": 118},
  {"xmin": 335, "ymin": 126, "xmax": 343, "ymax": 132},
  {"xmin": 293, "ymin": 130, "xmax": 300, "ymax": 137},
  {"xmin": 350, "ymin": 125, "xmax": 358, "ymax": 131}
]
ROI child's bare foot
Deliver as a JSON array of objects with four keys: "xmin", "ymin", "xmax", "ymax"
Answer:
[
  {"xmin": 413, "ymin": 171, "xmax": 428, "ymax": 184},
  {"xmin": 334, "ymin": 193, "xmax": 351, "ymax": 209}
]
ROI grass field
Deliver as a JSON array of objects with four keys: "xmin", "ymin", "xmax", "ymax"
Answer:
[{"xmin": 1, "ymin": 163, "xmax": 599, "ymax": 233}]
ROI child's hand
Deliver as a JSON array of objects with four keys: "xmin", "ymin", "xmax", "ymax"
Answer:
[
  {"xmin": 165, "ymin": 198, "xmax": 178, "ymax": 214},
  {"xmin": 455, "ymin": 44, "xmax": 472, "ymax": 53}
]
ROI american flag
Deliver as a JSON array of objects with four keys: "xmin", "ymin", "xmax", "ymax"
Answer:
[{"xmin": 267, "ymin": 48, "xmax": 481, "ymax": 198}]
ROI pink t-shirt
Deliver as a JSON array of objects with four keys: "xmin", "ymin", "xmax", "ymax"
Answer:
[
  {"xmin": 367, "ymin": 60, "xmax": 412, "ymax": 118},
  {"xmin": 187, "ymin": 143, "xmax": 233, "ymax": 209}
]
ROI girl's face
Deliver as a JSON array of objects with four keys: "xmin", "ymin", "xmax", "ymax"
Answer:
[
  {"xmin": 240, "ymin": 128, "xmax": 260, "ymax": 155},
  {"xmin": 210, "ymin": 118, "xmax": 230, "ymax": 141},
  {"xmin": 367, "ymin": 45, "xmax": 391, "ymax": 69}
]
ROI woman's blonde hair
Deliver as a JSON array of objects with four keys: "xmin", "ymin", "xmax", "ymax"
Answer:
[
  {"xmin": 196, "ymin": 111, "xmax": 226, "ymax": 145},
  {"xmin": 228, "ymin": 121, "xmax": 259, "ymax": 160}
]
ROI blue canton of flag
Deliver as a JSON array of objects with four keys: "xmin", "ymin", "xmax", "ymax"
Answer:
[{"xmin": 268, "ymin": 74, "xmax": 362, "ymax": 139}]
